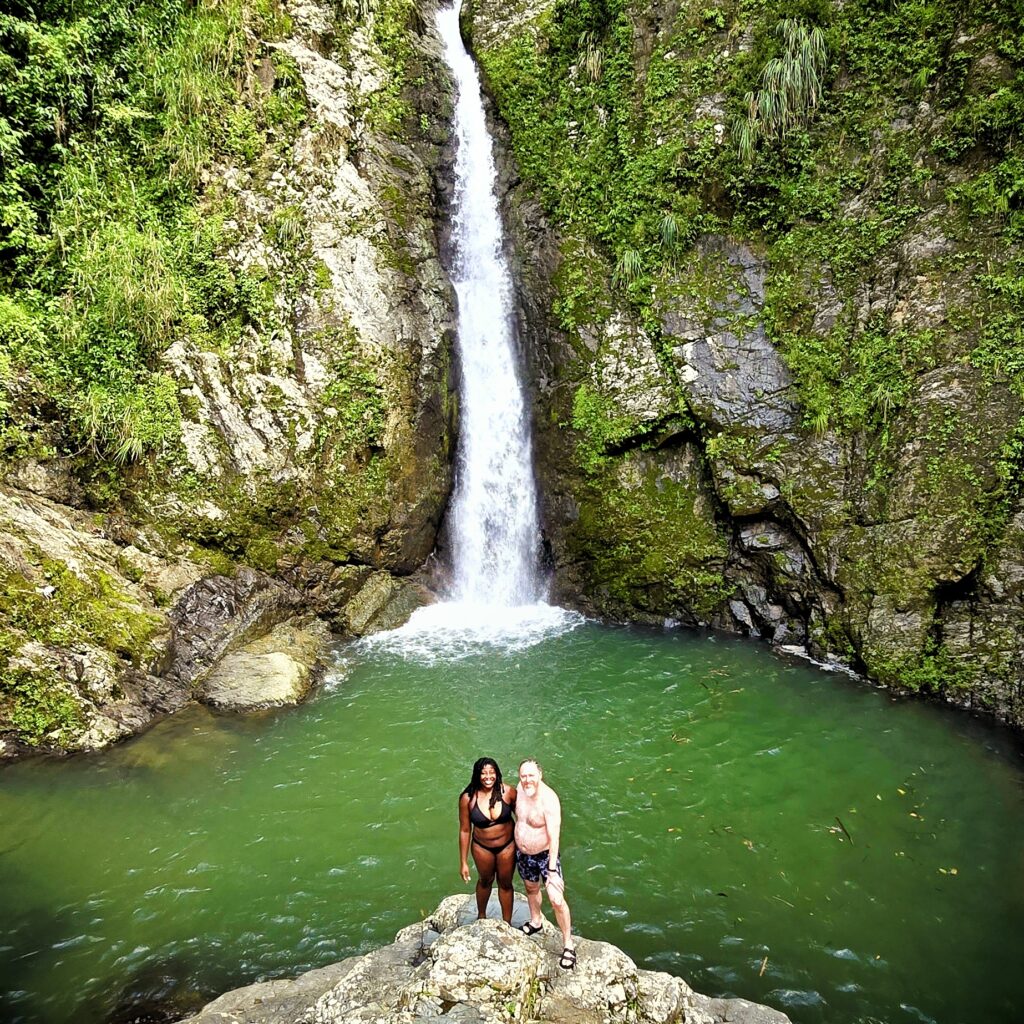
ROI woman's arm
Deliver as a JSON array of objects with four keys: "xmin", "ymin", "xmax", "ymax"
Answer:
[
  {"xmin": 458, "ymin": 793, "xmax": 472, "ymax": 882},
  {"xmin": 506, "ymin": 784, "xmax": 517, "ymax": 809}
]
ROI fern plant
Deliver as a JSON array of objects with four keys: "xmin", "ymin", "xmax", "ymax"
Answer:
[
  {"xmin": 659, "ymin": 212, "xmax": 679, "ymax": 251},
  {"xmin": 735, "ymin": 19, "xmax": 827, "ymax": 164}
]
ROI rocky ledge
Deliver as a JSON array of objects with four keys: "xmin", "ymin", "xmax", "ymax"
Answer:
[{"xmin": 180, "ymin": 894, "xmax": 789, "ymax": 1024}]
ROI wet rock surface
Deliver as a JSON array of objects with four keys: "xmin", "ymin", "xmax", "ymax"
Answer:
[
  {"xmin": 198, "ymin": 618, "xmax": 332, "ymax": 709},
  {"xmin": 179, "ymin": 895, "xmax": 791, "ymax": 1024},
  {"xmin": 1, "ymin": 0, "xmax": 456, "ymax": 757},
  {"xmin": 469, "ymin": 0, "xmax": 1024, "ymax": 726},
  {"xmin": 0, "ymin": 483, "xmax": 436, "ymax": 757}
]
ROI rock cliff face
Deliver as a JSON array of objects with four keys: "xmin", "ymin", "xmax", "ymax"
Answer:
[
  {"xmin": 464, "ymin": 0, "xmax": 1024, "ymax": 725},
  {"xmin": 179, "ymin": 894, "xmax": 791, "ymax": 1024},
  {"xmin": 0, "ymin": 0, "xmax": 457, "ymax": 757}
]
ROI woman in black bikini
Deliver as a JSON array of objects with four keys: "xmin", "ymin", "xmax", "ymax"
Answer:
[{"xmin": 458, "ymin": 756, "xmax": 517, "ymax": 924}]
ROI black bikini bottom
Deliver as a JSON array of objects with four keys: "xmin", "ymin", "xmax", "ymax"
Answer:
[{"xmin": 472, "ymin": 835, "xmax": 515, "ymax": 855}]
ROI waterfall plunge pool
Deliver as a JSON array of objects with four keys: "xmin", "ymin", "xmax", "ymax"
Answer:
[{"xmin": 2, "ymin": 620, "xmax": 1023, "ymax": 1024}]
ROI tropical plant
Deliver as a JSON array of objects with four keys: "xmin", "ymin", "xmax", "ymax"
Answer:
[
  {"xmin": 612, "ymin": 247, "xmax": 642, "ymax": 287},
  {"xmin": 735, "ymin": 18, "xmax": 827, "ymax": 164},
  {"xmin": 659, "ymin": 212, "xmax": 679, "ymax": 251},
  {"xmin": 575, "ymin": 31, "xmax": 603, "ymax": 83}
]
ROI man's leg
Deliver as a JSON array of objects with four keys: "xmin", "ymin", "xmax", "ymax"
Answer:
[
  {"xmin": 545, "ymin": 873, "xmax": 573, "ymax": 949},
  {"xmin": 523, "ymin": 879, "xmax": 544, "ymax": 928}
]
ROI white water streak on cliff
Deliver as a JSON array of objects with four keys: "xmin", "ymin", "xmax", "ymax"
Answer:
[
  {"xmin": 436, "ymin": 0, "xmax": 540, "ymax": 607},
  {"xmin": 360, "ymin": 4, "xmax": 584, "ymax": 659}
]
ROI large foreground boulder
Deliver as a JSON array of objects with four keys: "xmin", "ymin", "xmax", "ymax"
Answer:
[{"xmin": 180, "ymin": 894, "xmax": 790, "ymax": 1024}]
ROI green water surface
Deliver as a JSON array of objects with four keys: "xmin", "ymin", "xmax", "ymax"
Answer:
[{"xmin": 2, "ymin": 622, "xmax": 1023, "ymax": 1024}]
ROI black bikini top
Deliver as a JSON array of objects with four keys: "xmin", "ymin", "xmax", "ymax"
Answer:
[{"xmin": 469, "ymin": 791, "xmax": 514, "ymax": 828}]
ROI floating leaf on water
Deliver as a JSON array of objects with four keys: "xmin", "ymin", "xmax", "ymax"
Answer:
[
  {"xmin": 950, "ymin": 867, "xmax": 958, "ymax": 875},
  {"xmin": 876, "ymin": 794, "xmax": 882, "ymax": 800},
  {"xmin": 743, "ymin": 838, "xmax": 754, "ymax": 850},
  {"xmin": 897, "ymin": 788, "xmax": 906, "ymax": 795}
]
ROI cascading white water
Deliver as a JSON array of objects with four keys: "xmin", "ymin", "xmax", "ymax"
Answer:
[
  {"xmin": 361, "ymin": 2, "xmax": 583, "ymax": 657},
  {"xmin": 436, "ymin": 0, "xmax": 540, "ymax": 607}
]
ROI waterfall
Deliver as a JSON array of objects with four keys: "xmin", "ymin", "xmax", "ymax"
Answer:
[
  {"xmin": 436, "ymin": 1, "xmax": 540, "ymax": 607},
  {"xmin": 362, "ymin": 2, "xmax": 583, "ymax": 657}
]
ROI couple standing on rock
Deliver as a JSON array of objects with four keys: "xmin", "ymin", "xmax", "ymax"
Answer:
[{"xmin": 457, "ymin": 756, "xmax": 577, "ymax": 970}]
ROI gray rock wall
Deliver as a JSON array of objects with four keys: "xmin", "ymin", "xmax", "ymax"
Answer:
[
  {"xmin": 0, "ymin": 0, "xmax": 458, "ymax": 757},
  {"xmin": 466, "ymin": 0, "xmax": 1024, "ymax": 726}
]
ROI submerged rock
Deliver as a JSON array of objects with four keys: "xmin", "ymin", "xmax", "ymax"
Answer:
[{"xmin": 179, "ymin": 895, "xmax": 790, "ymax": 1024}]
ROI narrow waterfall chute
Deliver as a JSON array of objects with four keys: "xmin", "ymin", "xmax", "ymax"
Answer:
[
  {"xmin": 438, "ymin": 0, "xmax": 540, "ymax": 607},
  {"xmin": 362, "ymin": 1, "xmax": 582, "ymax": 655}
]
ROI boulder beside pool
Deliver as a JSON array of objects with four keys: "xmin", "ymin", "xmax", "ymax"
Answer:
[
  {"xmin": 198, "ymin": 618, "xmax": 332, "ymax": 710},
  {"xmin": 178, "ymin": 893, "xmax": 791, "ymax": 1024}
]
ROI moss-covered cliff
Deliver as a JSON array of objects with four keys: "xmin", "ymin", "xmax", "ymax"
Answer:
[
  {"xmin": 0, "ymin": 0, "xmax": 458, "ymax": 755},
  {"xmin": 5, "ymin": 0, "xmax": 1024, "ymax": 750},
  {"xmin": 464, "ymin": 0, "xmax": 1024, "ymax": 723}
]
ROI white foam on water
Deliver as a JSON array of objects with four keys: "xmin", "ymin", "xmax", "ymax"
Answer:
[{"xmin": 359, "ymin": 601, "xmax": 585, "ymax": 663}]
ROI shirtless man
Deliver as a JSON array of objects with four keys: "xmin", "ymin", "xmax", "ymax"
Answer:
[{"xmin": 514, "ymin": 758, "xmax": 576, "ymax": 969}]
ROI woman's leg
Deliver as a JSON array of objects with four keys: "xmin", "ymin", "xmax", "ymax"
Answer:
[
  {"xmin": 470, "ymin": 842, "xmax": 496, "ymax": 918},
  {"xmin": 495, "ymin": 843, "xmax": 517, "ymax": 923}
]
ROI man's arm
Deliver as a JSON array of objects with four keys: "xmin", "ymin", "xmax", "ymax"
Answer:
[{"xmin": 544, "ymin": 788, "xmax": 562, "ymax": 870}]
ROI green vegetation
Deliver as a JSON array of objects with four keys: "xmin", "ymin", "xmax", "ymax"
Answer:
[
  {"xmin": 571, "ymin": 382, "xmax": 647, "ymax": 473},
  {"xmin": 735, "ymin": 18, "xmax": 827, "ymax": 164},
  {"xmin": 0, "ymin": 558, "xmax": 160, "ymax": 660},
  {"xmin": 569, "ymin": 454, "xmax": 731, "ymax": 618},
  {"xmin": 475, "ymin": 0, "xmax": 1024, "ymax": 417},
  {"xmin": 0, "ymin": 0, "xmax": 305, "ymax": 482},
  {"xmin": 2, "ymin": 669, "xmax": 85, "ymax": 747},
  {"xmin": 474, "ymin": 0, "xmax": 1024, "ymax": 705},
  {"xmin": 0, "ymin": 556, "xmax": 161, "ymax": 745}
]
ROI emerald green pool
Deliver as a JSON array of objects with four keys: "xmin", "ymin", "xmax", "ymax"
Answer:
[{"xmin": 2, "ymin": 620, "xmax": 1023, "ymax": 1024}]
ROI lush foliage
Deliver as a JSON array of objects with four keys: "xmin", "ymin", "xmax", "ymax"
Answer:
[
  {"xmin": 476, "ymin": 0, "xmax": 1024, "ymax": 424},
  {"xmin": 735, "ymin": 18, "xmax": 827, "ymax": 164},
  {"xmin": 474, "ymin": 0, "xmax": 1024, "ymax": 697},
  {"xmin": 0, "ymin": 0, "xmax": 303, "ymax": 480}
]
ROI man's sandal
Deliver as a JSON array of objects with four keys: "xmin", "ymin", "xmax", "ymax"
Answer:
[
  {"xmin": 520, "ymin": 921, "xmax": 543, "ymax": 936},
  {"xmin": 559, "ymin": 947, "xmax": 577, "ymax": 970}
]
